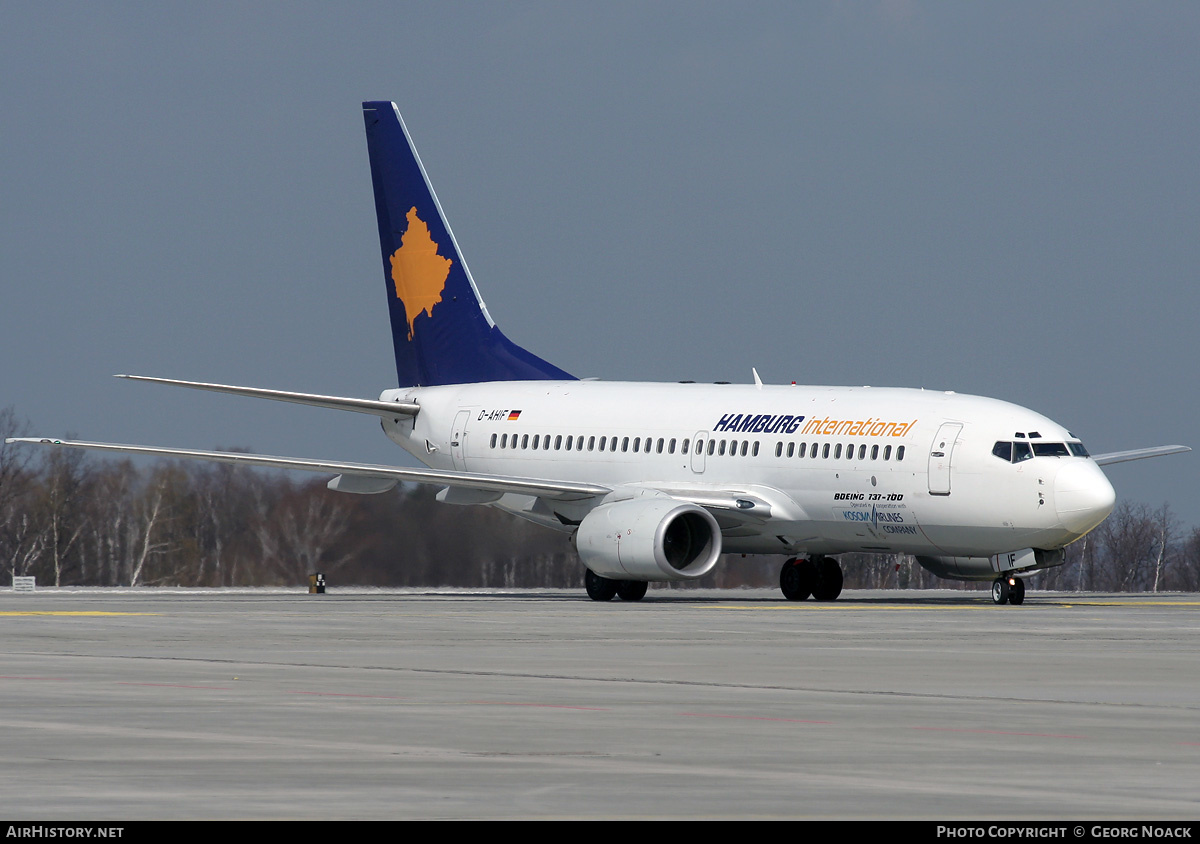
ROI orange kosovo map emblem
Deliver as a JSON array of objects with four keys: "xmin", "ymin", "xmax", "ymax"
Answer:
[{"xmin": 389, "ymin": 207, "xmax": 453, "ymax": 339}]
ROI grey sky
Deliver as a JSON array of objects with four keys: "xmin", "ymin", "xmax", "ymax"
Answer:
[{"xmin": 3, "ymin": 2, "xmax": 1198, "ymax": 526}]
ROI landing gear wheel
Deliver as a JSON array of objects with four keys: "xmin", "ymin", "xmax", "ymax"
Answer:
[
  {"xmin": 1009, "ymin": 577, "xmax": 1026, "ymax": 605},
  {"xmin": 585, "ymin": 569, "xmax": 617, "ymax": 601},
  {"xmin": 779, "ymin": 557, "xmax": 814, "ymax": 601},
  {"xmin": 991, "ymin": 577, "xmax": 1011, "ymax": 605},
  {"xmin": 616, "ymin": 580, "xmax": 648, "ymax": 602},
  {"xmin": 811, "ymin": 556, "xmax": 844, "ymax": 601}
]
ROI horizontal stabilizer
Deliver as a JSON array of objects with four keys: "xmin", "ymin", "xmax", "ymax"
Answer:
[
  {"xmin": 6, "ymin": 438, "xmax": 609, "ymax": 502},
  {"xmin": 1093, "ymin": 445, "xmax": 1191, "ymax": 466},
  {"xmin": 116, "ymin": 375, "xmax": 420, "ymax": 419}
]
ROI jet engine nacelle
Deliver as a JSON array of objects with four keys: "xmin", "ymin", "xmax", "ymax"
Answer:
[
  {"xmin": 915, "ymin": 547, "xmax": 1066, "ymax": 581},
  {"xmin": 575, "ymin": 497, "xmax": 722, "ymax": 581}
]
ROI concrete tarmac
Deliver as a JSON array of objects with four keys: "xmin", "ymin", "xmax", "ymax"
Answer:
[{"xmin": 0, "ymin": 587, "xmax": 1198, "ymax": 819}]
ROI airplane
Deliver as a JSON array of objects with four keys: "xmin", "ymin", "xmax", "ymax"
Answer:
[{"xmin": 9, "ymin": 101, "xmax": 1191, "ymax": 605}]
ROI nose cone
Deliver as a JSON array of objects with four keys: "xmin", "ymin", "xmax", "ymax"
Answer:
[{"xmin": 1055, "ymin": 462, "xmax": 1116, "ymax": 535}]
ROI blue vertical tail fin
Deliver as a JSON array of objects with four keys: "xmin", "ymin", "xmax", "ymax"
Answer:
[{"xmin": 362, "ymin": 101, "xmax": 574, "ymax": 387}]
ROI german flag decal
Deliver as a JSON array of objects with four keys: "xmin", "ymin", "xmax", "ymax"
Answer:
[{"xmin": 507, "ymin": 410, "xmax": 522, "ymax": 421}]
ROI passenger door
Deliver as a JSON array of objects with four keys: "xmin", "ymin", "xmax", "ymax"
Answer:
[
  {"xmin": 450, "ymin": 410, "xmax": 471, "ymax": 470},
  {"xmin": 928, "ymin": 422, "xmax": 963, "ymax": 495}
]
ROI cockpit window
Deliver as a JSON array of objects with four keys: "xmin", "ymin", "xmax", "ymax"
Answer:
[
  {"xmin": 994, "ymin": 440, "xmax": 1082, "ymax": 462},
  {"xmin": 1032, "ymin": 442, "xmax": 1070, "ymax": 458}
]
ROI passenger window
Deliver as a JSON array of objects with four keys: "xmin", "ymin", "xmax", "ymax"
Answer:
[
  {"xmin": 708, "ymin": 439, "xmax": 715, "ymax": 456},
  {"xmin": 776, "ymin": 443, "xmax": 783, "ymax": 458},
  {"xmin": 598, "ymin": 436, "xmax": 606, "ymax": 451},
  {"xmin": 544, "ymin": 436, "xmax": 551, "ymax": 450},
  {"xmin": 632, "ymin": 437, "xmax": 640, "ymax": 452},
  {"xmin": 752, "ymin": 441, "xmax": 759, "ymax": 457},
  {"xmin": 501, "ymin": 433, "xmax": 508, "ymax": 448},
  {"xmin": 741, "ymin": 441, "xmax": 749, "ymax": 457},
  {"xmin": 565, "ymin": 435, "xmax": 573, "ymax": 450},
  {"xmin": 834, "ymin": 444, "xmax": 842, "ymax": 459},
  {"xmin": 682, "ymin": 439, "xmax": 690, "ymax": 455},
  {"xmin": 858, "ymin": 444, "xmax": 866, "ymax": 460},
  {"xmin": 897, "ymin": 446, "xmax": 906, "ymax": 461},
  {"xmin": 644, "ymin": 438, "xmax": 652, "ymax": 453},
  {"xmin": 822, "ymin": 443, "xmax": 830, "ymax": 459},
  {"xmin": 719, "ymin": 440, "xmax": 727, "ymax": 456},
  {"xmin": 884, "ymin": 445, "xmax": 891, "ymax": 461},
  {"xmin": 521, "ymin": 435, "xmax": 529, "ymax": 449},
  {"xmin": 622, "ymin": 437, "xmax": 629, "ymax": 452},
  {"xmin": 657, "ymin": 438, "xmax": 664, "ymax": 454},
  {"xmin": 799, "ymin": 442, "xmax": 807, "ymax": 458},
  {"xmin": 554, "ymin": 435, "xmax": 562, "ymax": 450},
  {"xmin": 669, "ymin": 438, "xmax": 676, "ymax": 454},
  {"xmin": 490, "ymin": 434, "xmax": 497, "ymax": 448},
  {"xmin": 588, "ymin": 436, "xmax": 595, "ymax": 451},
  {"xmin": 871, "ymin": 445, "xmax": 879, "ymax": 460}
]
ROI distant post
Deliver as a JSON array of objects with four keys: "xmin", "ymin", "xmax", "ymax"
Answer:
[{"xmin": 308, "ymin": 573, "xmax": 325, "ymax": 594}]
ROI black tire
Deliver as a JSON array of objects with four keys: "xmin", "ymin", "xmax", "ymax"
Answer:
[
  {"xmin": 1009, "ymin": 577, "xmax": 1026, "ymax": 605},
  {"xmin": 991, "ymin": 577, "xmax": 1010, "ymax": 605},
  {"xmin": 812, "ymin": 557, "xmax": 844, "ymax": 601},
  {"xmin": 779, "ymin": 557, "xmax": 812, "ymax": 601},
  {"xmin": 616, "ymin": 580, "xmax": 648, "ymax": 601},
  {"xmin": 585, "ymin": 568, "xmax": 617, "ymax": 601}
]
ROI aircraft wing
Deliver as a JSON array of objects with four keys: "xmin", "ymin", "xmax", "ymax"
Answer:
[
  {"xmin": 115, "ymin": 375, "xmax": 420, "ymax": 419},
  {"xmin": 5, "ymin": 438, "xmax": 608, "ymax": 501},
  {"xmin": 1092, "ymin": 445, "xmax": 1191, "ymax": 466}
]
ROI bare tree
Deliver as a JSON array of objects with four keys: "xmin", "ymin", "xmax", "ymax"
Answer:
[
  {"xmin": 40, "ymin": 447, "xmax": 89, "ymax": 586},
  {"xmin": 0, "ymin": 408, "xmax": 41, "ymax": 581},
  {"xmin": 252, "ymin": 479, "xmax": 353, "ymax": 585}
]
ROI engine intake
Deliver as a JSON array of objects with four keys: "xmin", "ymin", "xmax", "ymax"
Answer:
[{"xmin": 575, "ymin": 497, "xmax": 722, "ymax": 581}]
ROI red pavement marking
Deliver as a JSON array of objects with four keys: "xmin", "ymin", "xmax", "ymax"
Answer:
[
  {"xmin": 287, "ymin": 690, "xmax": 406, "ymax": 699},
  {"xmin": 681, "ymin": 712, "xmax": 833, "ymax": 724},
  {"xmin": 116, "ymin": 682, "xmax": 235, "ymax": 690},
  {"xmin": 911, "ymin": 726, "xmax": 1087, "ymax": 739},
  {"xmin": 467, "ymin": 701, "xmax": 610, "ymax": 710}
]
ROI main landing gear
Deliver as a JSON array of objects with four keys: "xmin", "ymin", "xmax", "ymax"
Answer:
[
  {"xmin": 779, "ymin": 556, "xmax": 843, "ymax": 601},
  {"xmin": 991, "ymin": 575, "xmax": 1026, "ymax": 605},
  {"xmin": 585, "ymin": 569, "xmax": 648, "ymax": 602}
]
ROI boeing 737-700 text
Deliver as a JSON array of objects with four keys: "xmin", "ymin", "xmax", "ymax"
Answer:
[{"xmin": 10, "ymin": 102, "xmax": 1190, "ymax": 604}]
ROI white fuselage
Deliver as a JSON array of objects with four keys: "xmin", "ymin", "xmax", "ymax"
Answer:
[{"xmin": 378, "ymin": 380, "xmax": 1116, "ymax": 560}]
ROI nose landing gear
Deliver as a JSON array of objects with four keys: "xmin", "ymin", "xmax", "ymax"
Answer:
[{"xmin": 991, "ymin": 575, "xmax": 1026, "ymax": 605}]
